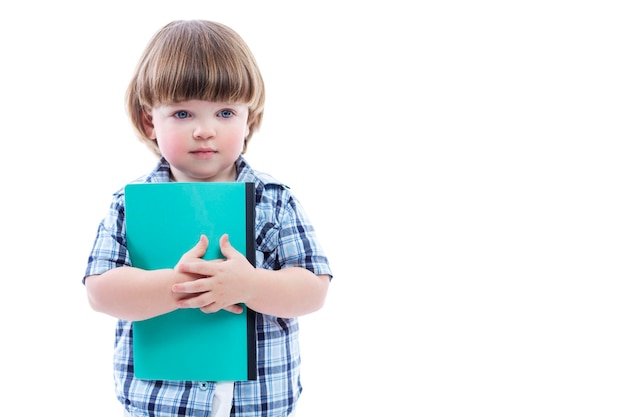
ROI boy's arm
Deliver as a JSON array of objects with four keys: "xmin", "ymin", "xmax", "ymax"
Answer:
[
  {"xmin": 240, "ymin": 268, "xmax": 329, "ymax": 319},
  {"xmin": 85, "ymin": 236, "xmax": 244, "ymax": 321},
  {"xmin": 85, "ymin": 267, "xmax": 184, "ymax": 322}
]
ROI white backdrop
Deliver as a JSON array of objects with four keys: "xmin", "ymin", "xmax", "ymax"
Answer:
[{"xmin": 1, "ymin": 1, "xmax": 625, "ymax": 416}]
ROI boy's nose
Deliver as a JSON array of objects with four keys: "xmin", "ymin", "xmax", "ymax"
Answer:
[{"xmin": 193, "ymin": 121, "xmax": 216, "ymax": 140}]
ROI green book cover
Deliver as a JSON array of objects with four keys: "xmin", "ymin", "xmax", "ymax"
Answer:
[{"xmin": 124, "ymin": 182, "xmax": 257, "ymax": 381}]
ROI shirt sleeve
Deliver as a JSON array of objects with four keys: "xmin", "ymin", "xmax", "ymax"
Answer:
[
  {"xmin": 83, "ymin": 191, "xmax": 130, "ymax": 283},
  {"xmin": 275, "ymin": 190, "xmax": 333, "ymax": 279}
]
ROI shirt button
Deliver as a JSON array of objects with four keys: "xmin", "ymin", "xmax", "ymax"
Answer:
[{"xmin": 199, "ymin": 382, "xmax": 209, "ymax": 391}]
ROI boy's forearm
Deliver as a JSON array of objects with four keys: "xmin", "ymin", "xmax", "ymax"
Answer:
[
  {"xmin": 245, "ymin": 268, "xmax": 329, "ymax": 319},
  {"xmin": 85, "ymin": 267, "xmax": 180, "ymax": 321}
]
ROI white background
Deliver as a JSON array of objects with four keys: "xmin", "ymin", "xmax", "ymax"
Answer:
[{"xmin": 1, "ymin": 1, "xmax": 625, "ymax": 416}]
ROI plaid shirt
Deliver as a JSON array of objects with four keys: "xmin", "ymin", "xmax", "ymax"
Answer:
[{"xmin": 84, "ymin": 156, "xmax": 332, "ymax": 417}]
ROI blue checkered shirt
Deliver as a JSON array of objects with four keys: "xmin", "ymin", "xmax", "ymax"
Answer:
[{"xmin": 84, "ymin": 156, "xmax": 332, "ymax": 416}]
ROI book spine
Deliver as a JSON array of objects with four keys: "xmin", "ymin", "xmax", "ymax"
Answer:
[{"xmin": 244, "ymin": 182, "xmax": 258, "ymax": 380}]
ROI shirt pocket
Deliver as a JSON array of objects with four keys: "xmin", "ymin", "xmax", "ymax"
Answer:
[{"xmin": 255, "ymin": 220, "xmax": 280, "ymax": 269}]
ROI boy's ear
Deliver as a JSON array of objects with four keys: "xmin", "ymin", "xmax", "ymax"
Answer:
[{"xmin": 141, "ymin": 111, "xmax": 156, "ymax": 140}]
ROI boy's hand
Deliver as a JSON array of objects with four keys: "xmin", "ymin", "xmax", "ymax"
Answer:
[{"xmin": 173, "ymin": 234, "xmax": 254, "ymax": 314}]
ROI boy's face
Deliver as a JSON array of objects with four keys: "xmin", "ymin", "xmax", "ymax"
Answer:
[{"xmin": 142, "ymin": 99, "xmax": 249, "ymax": 182}]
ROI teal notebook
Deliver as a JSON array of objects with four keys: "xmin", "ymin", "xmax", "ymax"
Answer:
[{"xmin": 124, "ymin": 182, "xmax": 257, "ymax": 381}]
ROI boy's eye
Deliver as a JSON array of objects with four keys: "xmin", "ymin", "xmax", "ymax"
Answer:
[
  {"xmin": 218, "ymin": 109, "xmax": 234, "ymax": 118},
  {"xmin": 174, "ymin": 110, "xmax": 190, "ymax": 119}
]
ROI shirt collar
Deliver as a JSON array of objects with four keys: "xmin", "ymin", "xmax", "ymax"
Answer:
[{"xmin": 144, "ymin": 156, "xmax": 258, "ymax": 184}]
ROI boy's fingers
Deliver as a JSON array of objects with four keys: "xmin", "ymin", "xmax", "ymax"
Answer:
[{"xmin": 222, "ymin": 304, "xmax": 244, "ymax": 314}]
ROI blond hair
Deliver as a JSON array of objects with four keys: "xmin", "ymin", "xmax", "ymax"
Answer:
[{"xmin": 126, "ymin": 20, "xmax": 265, "ymax": 156}]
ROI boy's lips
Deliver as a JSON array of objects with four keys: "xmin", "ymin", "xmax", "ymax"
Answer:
[{"xmin": 190, "ymin": 148, "xmax": 217, "ymax": 158}]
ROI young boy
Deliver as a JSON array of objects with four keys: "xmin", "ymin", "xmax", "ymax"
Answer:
[{"xmin": 83, "ymin": 20, "xmax": 332, "ymax": 417}]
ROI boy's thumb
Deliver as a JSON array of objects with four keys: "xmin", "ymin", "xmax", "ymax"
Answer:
[
  {"xmin": 219, "ymin": 234, "xmax": 235, "ymax": 258},
  {"xmin": 188, "ymin": 234, "xmax": 209, "ymax": 257}
]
